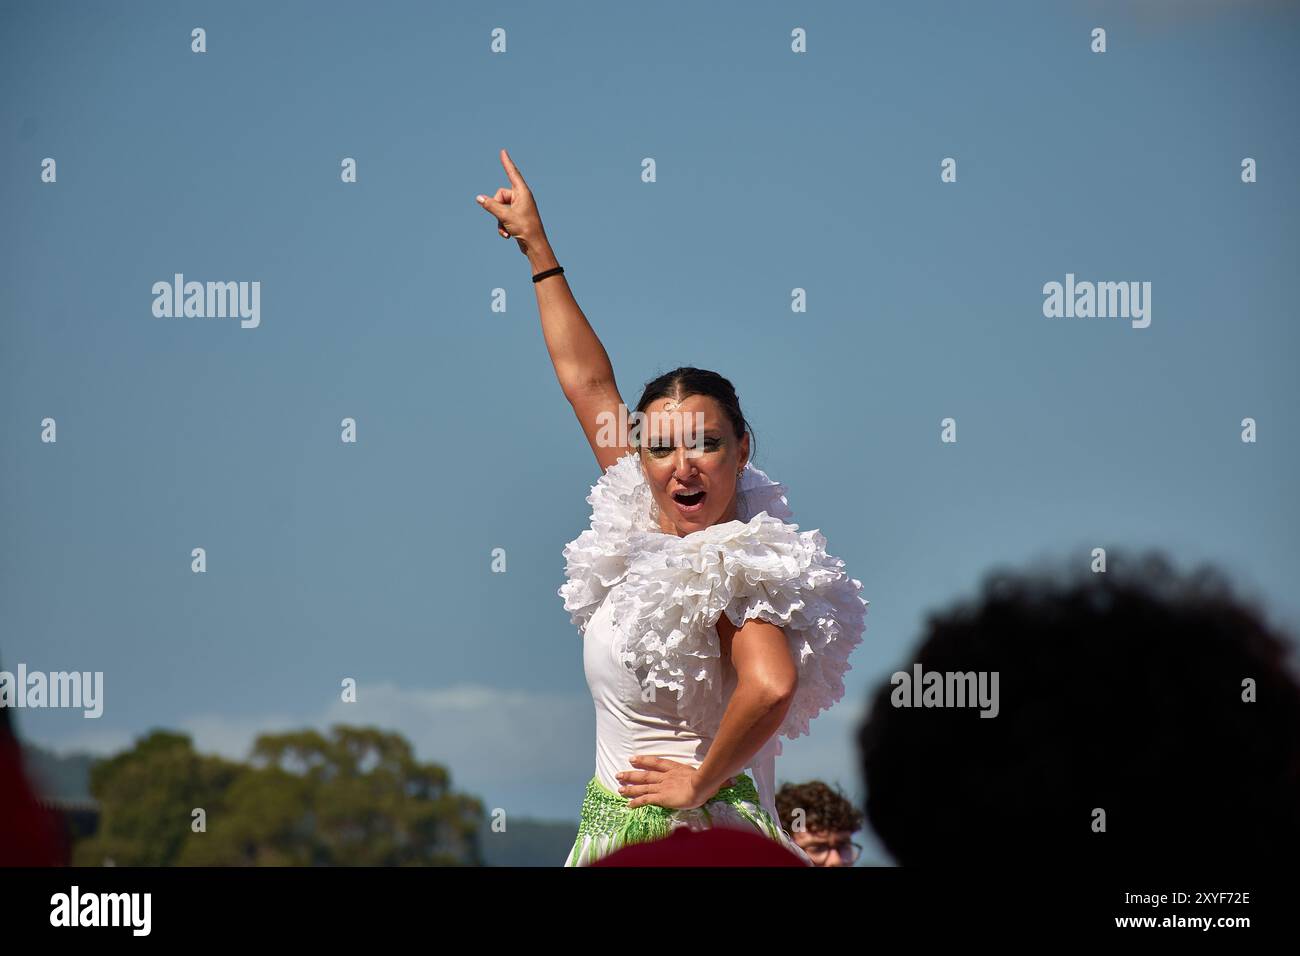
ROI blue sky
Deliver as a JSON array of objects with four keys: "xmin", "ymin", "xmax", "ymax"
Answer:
[{"xmin": 3, "ymin": 0, "xmax": 1298, "ymax": 865}]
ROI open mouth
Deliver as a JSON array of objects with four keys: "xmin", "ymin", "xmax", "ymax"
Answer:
[{"xmin": 672, "ymin": 489, "xmax": 707, "ymax": 512}]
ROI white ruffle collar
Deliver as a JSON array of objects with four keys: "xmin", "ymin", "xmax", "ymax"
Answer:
[{"xmin": 558, "ymin": 452, "xmax": 869, "ymax": 748}]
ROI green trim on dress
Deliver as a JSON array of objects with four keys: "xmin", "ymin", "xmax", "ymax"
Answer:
[{"xmin": 563, "ymin": 772, "xmax": 796, "ymax": 866}]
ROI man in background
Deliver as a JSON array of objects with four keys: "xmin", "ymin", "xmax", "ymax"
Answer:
[{"xmin": 776, "ymin": 780, "xmax": 865, "ymax": 867}]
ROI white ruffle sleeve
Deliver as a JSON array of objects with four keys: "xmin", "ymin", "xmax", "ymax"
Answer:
[
  {"xmin": 613, "ymin": 514, "xmax": 866, "ymax": 747},
  {"xmin": 558, "ymin": 453, "xmax": 662, "ymax": 638}
]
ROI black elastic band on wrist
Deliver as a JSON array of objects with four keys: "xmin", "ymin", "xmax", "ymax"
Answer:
[{"xmin": 532, "ymin": 265, "xmax": 565, "ymax": 283}]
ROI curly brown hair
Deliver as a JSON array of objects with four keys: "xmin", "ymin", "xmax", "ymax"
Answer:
[{"xmin": 775, "ymin": 780, "xmax": 864, "ymax": 835}]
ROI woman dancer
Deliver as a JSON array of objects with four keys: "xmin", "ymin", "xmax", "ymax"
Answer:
[{"xmin": 475, "ymin": 149, "xmax": 869, "ymax": 866}]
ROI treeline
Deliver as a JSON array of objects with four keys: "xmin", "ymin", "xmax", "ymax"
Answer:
[{"xmin": 71, "ymin": 725, "xmax": 484, "ymax": 866}]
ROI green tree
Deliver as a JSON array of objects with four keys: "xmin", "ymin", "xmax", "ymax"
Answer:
[
  {"xmin": 73, "ymin": 729, "xmax": 240, "ymax": 866},
  {"xmin": 73, "ymin": 725, "xmax": 484, "ymax": 866}
]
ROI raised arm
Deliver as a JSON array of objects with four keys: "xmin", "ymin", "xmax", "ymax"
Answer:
[{"xmin": 475, "ymin": 149, "xmax": 631, "ymax": 474}]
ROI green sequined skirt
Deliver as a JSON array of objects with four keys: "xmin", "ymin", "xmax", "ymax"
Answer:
[{"xmin": 562, "ymin": 771, "xmax": 810, "ymax": 866}]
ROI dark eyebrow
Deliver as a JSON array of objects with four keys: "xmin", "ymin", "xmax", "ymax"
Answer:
[{"xmin": 649, "ymin": 429, "xmax": 722, "ymax": 442}]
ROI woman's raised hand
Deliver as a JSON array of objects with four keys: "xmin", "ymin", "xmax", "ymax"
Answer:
[{"xmin": 475, "ymin": 148, "xmax": 546, "ymax": 256}]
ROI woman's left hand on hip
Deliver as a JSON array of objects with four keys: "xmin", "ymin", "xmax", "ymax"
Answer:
[{"xmin": 616, "ymin": 755, "xmax": 734, "ymax": 810}]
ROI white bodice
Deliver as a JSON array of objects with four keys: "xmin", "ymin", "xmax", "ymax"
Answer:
[{"xmin": 583, "ymin": 581, "xmax": 740, "ymax": 796}]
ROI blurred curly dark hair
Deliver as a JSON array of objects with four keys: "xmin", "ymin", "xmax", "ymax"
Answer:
[
  {"xmin": 775, "ymin": 780, "xmax": 864, "ymax": 835},
  {"xmin": 857, "ymin": 549, "xmax": 1300, "ymax": 865}
]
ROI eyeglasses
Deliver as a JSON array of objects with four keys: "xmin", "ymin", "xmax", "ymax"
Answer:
[{"xmin": 800, "ymin": 839, "xmax": 863, "ymax": 864}]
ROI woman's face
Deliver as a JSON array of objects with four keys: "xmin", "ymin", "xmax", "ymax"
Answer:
[{"xmin": 638, "ymin": 394, "xmax": 750, "ymax": 537}]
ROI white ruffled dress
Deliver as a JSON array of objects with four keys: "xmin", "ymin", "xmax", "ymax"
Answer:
[{"xmin": 558, "ymin": 451, "xmax": 869, "ymax": 866}]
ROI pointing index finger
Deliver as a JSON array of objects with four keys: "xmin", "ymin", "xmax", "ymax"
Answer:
[{"xmin": 500, "ymin": 148, "xmax": 527, "ymax": 190}]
